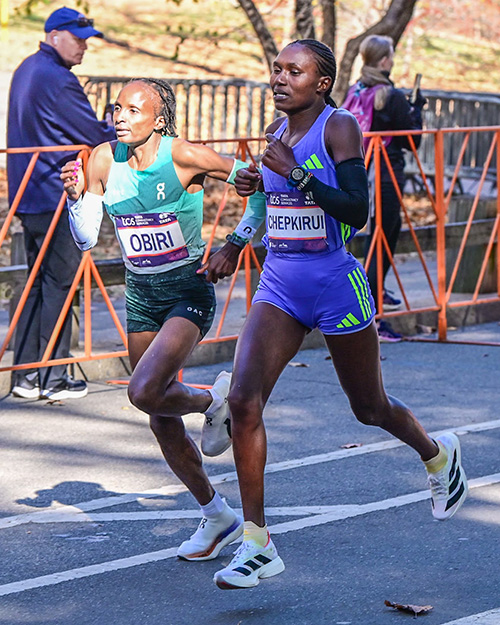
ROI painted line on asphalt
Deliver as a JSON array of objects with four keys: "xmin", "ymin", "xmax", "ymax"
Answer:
[
  {"xmin": 12, "ymin": 505, "xmax": 362, "ymax": 524},
  {"xmin": 441, "ymin": 608, "xmax": 500, "ymax": 624},
  {"xmin": 0, "ymin": 472, "xmax": 499, "ymax": 598},
  {"xmin": 1, "ymin": 417, "xmax": 499, "ymax": 531}
]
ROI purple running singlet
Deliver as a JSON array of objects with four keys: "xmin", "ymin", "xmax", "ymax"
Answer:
[{"xmin": 254, "ymin": 106, "xmax": 375, "ymax": 335}]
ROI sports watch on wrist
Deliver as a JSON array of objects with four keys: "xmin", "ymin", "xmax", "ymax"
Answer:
[
  {"xmin": 225, "ymin": 232, "xmax": 247, "ymax": 249},
  {"xmin": 287, "ymin": 165, "xmax": 313, "ymax": 191}
]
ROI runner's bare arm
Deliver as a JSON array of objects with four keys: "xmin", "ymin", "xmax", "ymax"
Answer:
[
  {"xmin": 171, "ymin": 138, "xmax": 241, "ymax": 187},
  {"xmin": 61, "ymin": 142, "xmax": 114, "ymax": 199},
  {"xmin": 324, "ymin": 109, "xmax": 364, "ymax": 162}
]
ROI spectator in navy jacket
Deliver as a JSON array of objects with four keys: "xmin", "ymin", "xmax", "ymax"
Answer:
[{"xmin": 7, "ymin": 6, "xmax": 115, "ymax": 400}]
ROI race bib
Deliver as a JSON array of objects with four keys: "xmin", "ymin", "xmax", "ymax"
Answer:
[
  {"xmin": 266, "ymin": 191, "xmax": 327, "ymax": 252},
  {"xmin": 115, "ymin": 212, "xmax": 189, "ymax": 268}
]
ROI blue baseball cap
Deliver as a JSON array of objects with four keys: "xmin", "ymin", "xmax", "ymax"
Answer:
[{"xmin": 44, "ymin": 7, "xmax": 103, "ymax": 39}]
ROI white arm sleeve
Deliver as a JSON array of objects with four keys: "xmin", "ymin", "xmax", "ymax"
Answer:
[
  {"xmin": 67, "ymin": 192, "xmax": 104, "ymax": 251},
  {"xmin": 233, "ymin": 190, "xmax": 267, "ymax": 242}
]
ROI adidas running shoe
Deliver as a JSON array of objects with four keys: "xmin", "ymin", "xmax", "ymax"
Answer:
[
  {"xmin": 177, "ymin": 503, "xmax": 243, "ymax": 561},
  {"xmin": 214, "ymin": 537, "xmax": 285, "ymax": 589},
  {"xmin": 201, "ymin": 371, "xmax": 232, "ymax": 457},
  {"xmin": 427, "ymin": 433, "xmax": 468, "ymax": 521}
]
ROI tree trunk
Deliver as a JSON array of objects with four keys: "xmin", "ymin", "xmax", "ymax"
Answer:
[
  {"xmin": 333, "ymin": 0, "xmax": 419, "ymax": 104},
  {"xmin": 236, "ymin": 0, "xmax": 279, "ymax": 70},
  {"xmin": 320, "ymin": 0, "xmax": 336, "ymax": 54},
  {"xmin": 295, "ymin": 0, "xmax": 316, "ymax": 39}
]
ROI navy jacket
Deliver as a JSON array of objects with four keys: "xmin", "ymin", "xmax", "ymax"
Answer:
[
  {"xmin": 370, "ymin": 87, "xmax": 423, "ymax": 175},
  {"xmin": 7, "ymin": 42, "xmax": 115, "ymax": 214}
]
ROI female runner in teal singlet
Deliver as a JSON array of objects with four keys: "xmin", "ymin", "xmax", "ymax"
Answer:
[
  {"xmin": 206, "ymin": 40, "xmax": 468, "ymax": 590},
  {"xmin": 61, "ymin": 78, "xmax": 250, "ymax": 563}
]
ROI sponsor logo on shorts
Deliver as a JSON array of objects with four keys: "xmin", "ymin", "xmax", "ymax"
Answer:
[{"xmin": 187, "ymin": 306, "xmax": 204, "ymax": 317}]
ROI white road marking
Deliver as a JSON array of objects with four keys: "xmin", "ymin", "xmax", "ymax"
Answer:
[
  {"xmin": 0, "ymin": 547, "xmax": 178, "ymax": 598},
  {"xmin": 12, "ymin": 505, "xmax": 362, "ymax": 524},
  {"xmin": 1, "ymin": 418, "xmax": 499, "ymax": 531},
  {"xmin": 441, "ymin": 608, "xmax": 500, "ymax": 624},
  {"xmin": 0, "ymin": 472, "xmax": 499, "ymax": 598}
]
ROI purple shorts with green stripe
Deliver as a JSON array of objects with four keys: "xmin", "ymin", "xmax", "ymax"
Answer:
[{"xmin": 252, "ymin": 248, "xmax": 375, "ymax": 335}]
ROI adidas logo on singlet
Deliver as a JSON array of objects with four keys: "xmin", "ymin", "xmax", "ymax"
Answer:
[{"xmin": 301, "ymin": 153, "xmax": 324, "ymax": 170}]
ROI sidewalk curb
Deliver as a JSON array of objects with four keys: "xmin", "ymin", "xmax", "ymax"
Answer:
[
  {"xmin": 0, "ymin": 329, "xmax": 326, "ymax": 396},
  {"xmin": 2, "ymin": 301, "xmax": 500, "ymax": 397}
]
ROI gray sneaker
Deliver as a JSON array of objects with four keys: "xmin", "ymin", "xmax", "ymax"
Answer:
[
  {"xmin": 12, "ymin": 376, "xmax": 40, "ymax": 399},
  {"xmin": 41, "ymin": 377, "xmax": 88, "ymax": 400}
]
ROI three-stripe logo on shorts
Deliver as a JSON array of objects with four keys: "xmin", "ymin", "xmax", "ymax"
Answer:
[{"xmin": 336, "ymin": 268, "xmax": 373, "ymax": 329}]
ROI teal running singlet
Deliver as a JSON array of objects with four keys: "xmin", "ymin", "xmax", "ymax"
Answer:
[{"xmin": 104, "ymin": 136, "xmax": 205, "ymax": 274}]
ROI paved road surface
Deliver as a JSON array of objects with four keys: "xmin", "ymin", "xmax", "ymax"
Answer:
[{"xmin": 1, "ymin": 325, "xmax": 500, "ymax": 624}]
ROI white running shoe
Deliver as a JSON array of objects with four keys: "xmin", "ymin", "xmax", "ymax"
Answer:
[
  {"xmin": 201, "ymin": 371, "xmax": 232, "ymax": 457},
  {"xmin": 214, "ymin": 537, "xmax": 285, "ymax": 589},
  {"xmin": 427, "ymin": 433, "xmax": 468, "ymax": 520},
  {"xmin": 177, "ymin": 503, "xmax": 243, "ymax": 561}
]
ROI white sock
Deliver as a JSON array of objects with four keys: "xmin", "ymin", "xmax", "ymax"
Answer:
[
  {"xmin": 205, "ymin": 386, "xmax": 224, "ymax": 416},
  {"xmin": 201, "ymin": 491, "xmax": 226, "ymax": 518}
]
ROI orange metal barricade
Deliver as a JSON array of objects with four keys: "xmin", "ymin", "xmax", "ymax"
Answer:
[
  {"xmin": 363, "ymin": 126, "xmax": 499, "ymax": 344},
  {"xmin": 0, "ymin": 140, "xmax": 264, "ymax": 379},
  {"xmin": 0, "ymin": 128, "xmax": 499, "ymax": 382}
]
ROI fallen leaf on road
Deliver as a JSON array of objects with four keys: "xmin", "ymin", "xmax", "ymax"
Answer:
[
  {"xmin": 384, "ymin": 600, "xmax": 433, "ymax": 617},
  {"xmin": 288, "ymin": 362, "xmax": 309, "ymax": 367},
  {"xmin": 340, "ymin": 443, "xmax": 363, "ymax": 449}
]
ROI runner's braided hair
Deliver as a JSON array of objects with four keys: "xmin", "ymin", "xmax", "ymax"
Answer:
[
  {"xmin": 132, "ymin": 77, "xmax": 178, "ymax": 137},
  {"xmin": 288, "ymin": 39, "xmax": 338, "ymax": 108}
]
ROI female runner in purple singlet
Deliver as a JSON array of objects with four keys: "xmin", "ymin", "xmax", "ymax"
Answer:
[{"xmin": 205, "ymin": 39, "xmax": 468, "ymax": 590}]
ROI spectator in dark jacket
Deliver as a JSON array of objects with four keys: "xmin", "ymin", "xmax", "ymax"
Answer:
[
  {"xmin": 343, "ymin": 35, "xmax": 426, "ymax": 342},
  {"xmin": 7, "ymin": 6, "xmax": 115, "ymax": 400}
]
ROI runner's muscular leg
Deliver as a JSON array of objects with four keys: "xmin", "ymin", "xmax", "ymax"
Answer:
[
  {"xmin": 128, "ymin": 317, "xmax": 212, "ymax": 416},
  {"xmin": 324, "ymin": 321, "xmax": 438, "ymax": 460},
  {"xmin": 127, "ymin": 317, "xmax": 215, "ymax": 505},
  {"xmin": 229, "ymin": 302, "xmax": 308, "ymax": 526}
]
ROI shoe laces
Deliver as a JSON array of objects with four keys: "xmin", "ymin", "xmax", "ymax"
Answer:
[
  {"xmin": 427, "ymin": 470, "xmax": 447, "ymax": 497},
  {"xmin": 190, "ymin": 517, "xmax": 208, "ymax": 538},
  {"xmin": 230, "ymin": 540, "xmax": 254, "ymax": 563}
]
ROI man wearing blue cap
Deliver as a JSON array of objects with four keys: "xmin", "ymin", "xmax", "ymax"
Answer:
[{"xmin": 7, "ymin": 7, "xmax": 115, "ymax": 400}]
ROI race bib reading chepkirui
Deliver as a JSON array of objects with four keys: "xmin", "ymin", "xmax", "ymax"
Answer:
[{"xmin": 266, "ymin": 191, "xmax": 327, "ymax": 252}]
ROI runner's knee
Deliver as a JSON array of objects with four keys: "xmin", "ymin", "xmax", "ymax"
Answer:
[
  {"xmin": 128, "ymin": 376, "xmax": 163, "ymax": 414},
  {"xmin": 228, "ymin": 388, "xmax": 263, "ymax": 427},
  {"xmin": 350, "ymin": 398, "xmax": 388, "ymax": 427}
]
